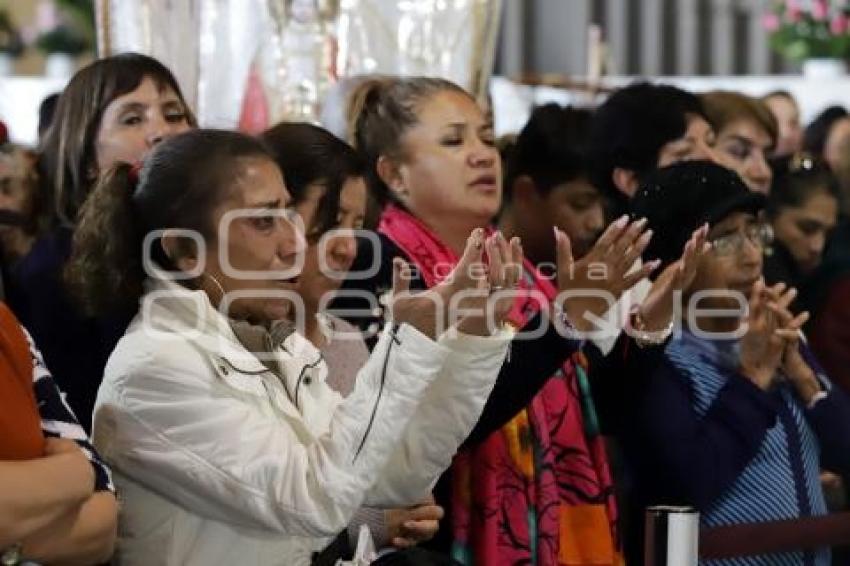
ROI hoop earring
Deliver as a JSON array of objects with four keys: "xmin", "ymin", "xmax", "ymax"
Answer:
[{"xmin": 200, "ymin": 272, "xmax": 227, "ymax": 303}]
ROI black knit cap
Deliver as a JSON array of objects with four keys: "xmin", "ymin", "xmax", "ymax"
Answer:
[{"xmin": 631, "ymin": 160, "xmax": 766, "ymax": 271}]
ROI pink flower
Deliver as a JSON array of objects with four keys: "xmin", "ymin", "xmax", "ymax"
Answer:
[
  {"xmin": 786, "ymin": 0, "xmax": 802, "ymax": 23},
  {"xmin": 831, "ymin": 13, "xmax": 849, "ymax": 34},
  {"xmin": 812, "ymin": 0, "xmax": 830, "ymax": 21},
  {"xmin": 763, "ymin": 12, "xmax": 781, "ymax": 31},
  {"xmin": 35, "ymin": 0, "xmax": 58, "ymax": 33}
]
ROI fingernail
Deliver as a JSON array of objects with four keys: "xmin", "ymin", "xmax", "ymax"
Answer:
[
  {"xmin": 648, "ymin": 259, "xmax": 661, "ymax": 270},
  {"xmin": 642, "ymin": 229, "xmax": 654, "ymax": 241},
  {"xmin": 616, "ymin": 215, "xmax": 629, "ymax": 228},
  {"xmin": 636, "ymin": 217, "xmax": 648, "ymax": 228},
  {"xmin": 552, "ymin": 226, "xmax": 561, "ymax": 240}
]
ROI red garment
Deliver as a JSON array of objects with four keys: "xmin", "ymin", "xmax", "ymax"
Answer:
[
  {"xmin": 809, "ymin": 275, "xmax": 850, "ymax": 395},
  {"xmin": 378, "ymin": 205, "xmax": 620, "ymax": 565},
  {"xmin": 0, "ymin": 303, "xmax": 44, "ymax": 460}
]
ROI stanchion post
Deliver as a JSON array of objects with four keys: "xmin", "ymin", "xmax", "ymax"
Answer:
[{"xmin": 645, "ymin": 506, "xmax": 699, "ymax": 566}]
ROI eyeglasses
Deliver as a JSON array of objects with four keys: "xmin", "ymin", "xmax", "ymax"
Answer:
[{"xmin": 709, "ymin": 223, "xmax": 774, "ymax": 256}]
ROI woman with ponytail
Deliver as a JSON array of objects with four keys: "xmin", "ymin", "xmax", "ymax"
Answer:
[
  {"xmin": 335, "ymin": 77, "xmax": 707, "ymax": 565},
  {"xmin": 9, "ymin": 53, "xmax": 194, "ymax": 432},
  {"xmin": 72, "ymin": 128, "xmax": 524, "ymax": 565}
]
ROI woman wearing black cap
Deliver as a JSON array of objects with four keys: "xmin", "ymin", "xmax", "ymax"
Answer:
[{"xmin": 623, "ymin": 160, "xmax": 850, "ymax": 566}]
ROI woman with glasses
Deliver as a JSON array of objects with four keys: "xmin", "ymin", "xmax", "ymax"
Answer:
[{"xmin": 623, "ymin": 161, "xmax": 850, "ymax": 566}]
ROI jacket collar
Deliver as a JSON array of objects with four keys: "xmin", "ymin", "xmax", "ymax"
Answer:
[
  {"xmin": 137, "ymin": 278, "xmax": 330, "ymax": 417},
  {"xmin": 139, "ymin": 277, "xmax": 272, "ymax": 374}
]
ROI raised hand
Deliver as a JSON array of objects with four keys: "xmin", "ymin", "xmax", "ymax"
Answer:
[
  {"xmin": 739, "ymin": 281, "xmax": 796, "ymax": 390},
  {"xmin": 763, "ymin": 287, "xmax": 821, "ymax": 403},
  {"xmin": 385, "ymin": 233, "xmax": 477, "ymax": 339},
  {"xmin": 388, "ymin": 229, "xmax": 523, "ymax": 338},
  {"xmin": 554, "ymin": 215, "xmax": 658, "ymax": 333},
  {"xmin": 638, "ymin": 224, "xmax": 710, "ymax": 332},
  {"xmin": 452, "ymin": 232, "xmax": 523, "ymax": 336}
]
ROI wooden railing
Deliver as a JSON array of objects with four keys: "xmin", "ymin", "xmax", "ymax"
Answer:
[{"xmin": 700, "ymin": 512, "xmax": 850, "ymax": 560}]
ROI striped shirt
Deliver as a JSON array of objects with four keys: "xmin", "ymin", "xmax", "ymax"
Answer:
[
  {"xmin": 665, "ymin": 331, "xmax": 828, "ymax": 566},
  {"xmin": 25, "ymin": 326, "xmax": 114, "ymax": 493}
]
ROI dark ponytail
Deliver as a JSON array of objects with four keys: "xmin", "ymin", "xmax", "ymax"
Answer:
[
  {"xmin": 66, "ymin": 129, "xmax": 276, "ymax": 317},
  {"xmin": 65, "ymin": 163, "xmax": 143, "ymax": 316}
]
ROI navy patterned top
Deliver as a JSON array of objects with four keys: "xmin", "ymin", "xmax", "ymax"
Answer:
[
  {"xmin": 623, "ymin": 328, "xmax": 850, "ymax": 566},
  {"xmin": 25, "ymin": 326, "xmax": 114, "ymax": 493}
]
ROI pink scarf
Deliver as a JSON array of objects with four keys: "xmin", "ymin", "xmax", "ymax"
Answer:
[{"xmin": 379, "ymin": 205, "xmax": 621, "ymax": 565}]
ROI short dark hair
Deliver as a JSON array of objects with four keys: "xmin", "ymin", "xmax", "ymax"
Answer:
[
  {"xmin": 504, "ymin": 104, "xmax": 593, "ymax": 203},
  {"xmin": 803, "ymin": 105, "xmax": 848, "ymax": 159},
  {"xmin": 587, "ymin": 82, "xmax": 706, "ymax": 210},
  {"xmin": 261, "ymin": 122, "xmax": 365, "ymax": 241}
]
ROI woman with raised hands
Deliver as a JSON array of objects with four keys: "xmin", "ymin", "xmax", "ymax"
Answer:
[
  {"xmin": 66, "ymin": 128, "xmax": 521, "ymax": 565},
  {"xmin": 625, "ymin": 160, "xmax": 850, "ymax": 566},
  {"xmin": 336, "ymin": 76, "xmax": 706, "ymax": 565}
]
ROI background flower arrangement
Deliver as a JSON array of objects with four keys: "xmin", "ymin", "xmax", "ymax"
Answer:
[
  {"xmin": 764, "ymin": 0, "xmax": 850, "ymax": 61},
  {"xmin": 31, "ymin": 0, "xmax": 94, "ymax": 57},
  {"xmin": 0, "ymin": 0, "xmax": 94, "ymax": 77}
]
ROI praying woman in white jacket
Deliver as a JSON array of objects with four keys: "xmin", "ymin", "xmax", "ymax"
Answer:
[{"xmin": 64, "ymin": 130, "xmax": 524, "ymax": 565}]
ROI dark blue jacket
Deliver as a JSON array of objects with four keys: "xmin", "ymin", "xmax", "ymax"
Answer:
[{"xmin": 7, "ymin": 227, "xmax": 131, "ymax": 432}]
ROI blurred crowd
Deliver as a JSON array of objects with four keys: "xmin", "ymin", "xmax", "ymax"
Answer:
[{"xmin": 3, "ymin": 53, "xmax": 850, "ymax": 566}]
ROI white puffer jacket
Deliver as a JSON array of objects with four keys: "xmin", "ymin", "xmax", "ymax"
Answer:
[{"xmin": 93, "ymin": 279, "xmax": 511, "ymax": 565}]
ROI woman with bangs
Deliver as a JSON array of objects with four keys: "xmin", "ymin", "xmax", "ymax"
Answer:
[{"xmin": 11, "ymin": 53, "xmax": 195, "ymax": 431}]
